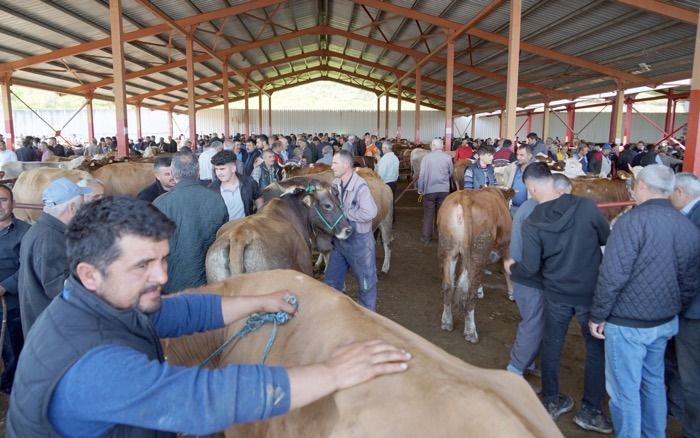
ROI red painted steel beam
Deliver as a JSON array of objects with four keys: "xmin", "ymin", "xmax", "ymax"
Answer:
[
  {"xmin": 376, "ymin": 96, "xmax": 380, "ymax": 135},
  {"xmin": 415, "ymin": 68, "xmax": 421, "ymax": 144},
  {"xmin": 135, "ymin": 103, "xmax": 143, "ymax": 139},
  {"xmin": 683, "ymin": 8, "xmax": 700, "ymax": 174},
  {"xmin": 384, "ymin": 95, "xmax": 389, "ymax": 138},
  {"xmin": 268, "ymin": 95, "xmax": 272, "ymax": 136},
  {"xmin": 396, "ymin": 82, "xmax": 402, "ymax": 140},
  {"xmin": 86, "ymin": 95, "xmax": 95, "ymax": 143},
  {"xmin": 1, "ymin": 73, "xmax": 15, "ymax": 150},
  {"xmin": 444, "ymin": 36, "xmax": 455, "ymax": 150},
  {"xmin": 624, "ymin": 95, "xmax": 635, "ymax": 145},
  {"xmin": 185, "ymin": 34, "xmax": 196, "ymax": 146},
  {"xmin": 110, "ymin": 0, "xmax": 129, "ymax": 157},
  {"xmin": 222, "ymin": 64, "xmax": 230, "ymax": 139},
  {"xmin": 0, "ymin": 0, "xmax": 287, "ymax": 73},
  {"xmin": 167, "ymin": 110, "xmax": 173, "ymax": 138},
  {"xmin": 614, "ymin": 0, "xmax": 697, "ymax": 25},
  {"xmin": 244, "ymin": 84, "xmax": 250, "ymax": 138}
]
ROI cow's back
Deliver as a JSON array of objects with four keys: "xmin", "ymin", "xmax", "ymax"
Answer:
[
  {"xmin": 165, "ymin": 270, "xmax": 561, "ymax": 437},
  {"xmin": 12, "ymin": 168, "xmax": 92, "ymax": 222},
  {"xmin": 92, "ymin": 162, "xmax": 154, "ymax": 196},
  {"xmin": 570, "ymin": 177, "xmax": 630, "ymax": 221}
]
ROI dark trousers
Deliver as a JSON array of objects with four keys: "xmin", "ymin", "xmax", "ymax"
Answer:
[
  {"xmin": 422, "ymin": 192, "xmax": 448, "ymax": 242},
  {"xmin": 1, "ymin": 307, "xmax": 24, "ymax": 394},
  {"xmin": 542, "ymin": 297, "xmax": 606, "ymax": 412},
  {"xmin": 677, "ymin": 317, "xmax": 700, "ymax": 437}
]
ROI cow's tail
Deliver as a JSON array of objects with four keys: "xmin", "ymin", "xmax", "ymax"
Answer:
[
  {"xmin": 456, "ymin": 201, "xmax": 474, "ymax": 315},
  {"xmin": 205, "ymin": 238, "xmax": 232, "ymax": 283},
  {"xmin": 228, "ymin": 227, "xmax": 255, "ymax": 275}
]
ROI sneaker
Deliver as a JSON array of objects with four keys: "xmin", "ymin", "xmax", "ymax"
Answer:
[
  {"xmin": 544, "ymin": 394, "xmax": 574, "ymax": 419},
  {"xmin": 574, "ymin": 408, "xmax": 613, "ymax": 434}
]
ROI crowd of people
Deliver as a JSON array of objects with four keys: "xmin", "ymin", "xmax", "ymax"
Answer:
[{"xmin": 0, "ymin": 126, "xmax": 697, "ymax": 437}]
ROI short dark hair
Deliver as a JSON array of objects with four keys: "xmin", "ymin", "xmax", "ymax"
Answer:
[
  {"xmin": 526, "ymin": 132, "xmax": 538, "ymax": 140},
  {"xmin": 258, "ymin": 134, "xmax": 269, "ymax": 144},
  {"xmin": 0, "ymin": 183, "xmax": 12, "ymax": 202},
  {"xmin": 211, "ymin": 150, "xmax": 236, "ymax": 165},
  {"xmin": 66, "ymin": 196, "xmax": 175, "ymax": 276},
  {"xmin": 502, "ymin": 139, "xmax": 512, "ymax": 149},
  {"xmin": 171, "ymin": 152, "xmax": 198, "ymax": 180},
  {"xmin": 522, "ymin": 161, "xmax": 552, "ymax": 182},
  {"xmin": 518, "ymin": 144, "xmax": 533, "ymax": 155},
  {"xmin": 476, "ymin": 146, "xmax": 494, "ymax": 156},
  {"xmin": 153, "ymin": 156, "xmax": 172, "ymax": 170},
  {"xmin": 335, "ymin": 149, "xmax": 354, "ymax": 166}
]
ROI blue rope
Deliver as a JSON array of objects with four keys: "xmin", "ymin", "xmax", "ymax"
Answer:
[{"xmin": 200, "ymin": 296, "xmax": 298, "ymax": 367}]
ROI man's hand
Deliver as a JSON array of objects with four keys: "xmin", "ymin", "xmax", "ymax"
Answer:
[
  {"xmin": 220, "ymin": 291, "xmax": 297, "ymax": 325},
  {"xmin": 257, "ymin": 290, "xmax": 297, "ymax": 315},
  {"xmin": 254, "ymin": 157, "xmax": 263, "ymax": 167},
  {"xmin": 589, "ymin": 320, "xmax": 606, "ymax": 340},
  {"xmin": 503, "ymin": 258, "xmax": 515, "ymax": 275},
  {"xmin": 287, "ymin": 339, "xmax": 411, "ymax": 410}
]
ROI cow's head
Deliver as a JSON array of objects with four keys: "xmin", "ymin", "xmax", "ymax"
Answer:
[{"xmin": 279, "ymin": 179, "xmax": 352, "ymax": 240}]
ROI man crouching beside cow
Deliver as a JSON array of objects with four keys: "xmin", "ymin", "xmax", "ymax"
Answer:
[{"xmin": 6, "ymin": 196, "xmax": 412, "ymax": 437}]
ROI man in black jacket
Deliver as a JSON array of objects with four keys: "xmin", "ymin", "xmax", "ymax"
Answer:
[
  {"xmin": 590, "ymin": 165, "xmax": 700, "ymax": 438},
  {"xmin": 0, "ymin": 184, "xmax": 30, "ymax": 393},
  {"xmin": 210, "ymin": 150, "xmax": 262, "ymax": 220},
  {"xmin": 19, "ymin": 178, "xmax": 91, "ymax": 336},
  {"xmin": 137, "ymin": 156, "xmax": 176, "ymax": 202},
  {"xmin": 505, "ymin": 162, "xmax": 611, "ymax": 433}
]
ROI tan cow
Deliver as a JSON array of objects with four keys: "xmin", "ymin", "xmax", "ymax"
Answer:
[
  {"xmin": 570, "ymin": 176, "xmax": 633, "ymax": 221},
  {"xmin": 91, "ymin": 162, "xmax": 154, "ymax": 196},
  {"xmin": 164, "ymin": 270, "xmax": 562, "ymax": 437},
  {"xmin": 206, "ymin": 180, "xmax": 352, "ymax": 282},
  {"xmin": 271, "ymin": 168, "xmax": 393, "ymax": 274},
  {"xmin": 12, "ymin": 168, "xmax": 92, "ymax": 222},
  {"xmin": 437, "ymin": 188, "xmax": 512, "ymax": 343},
  {"xmin": 0, "ymin": 156, "xmax": 86, "ymax": 180}
]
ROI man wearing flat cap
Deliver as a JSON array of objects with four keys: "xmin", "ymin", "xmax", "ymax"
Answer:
[{"xmin": 18, "ymin": 177, "xmax": 91, "ymax": 336}]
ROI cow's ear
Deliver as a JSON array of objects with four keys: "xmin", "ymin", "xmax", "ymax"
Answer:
[{"xmin": 301, "ymin": 193, "xmax": 314, "ymax": 208}]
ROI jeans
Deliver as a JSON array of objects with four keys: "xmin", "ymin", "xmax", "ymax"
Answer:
[
  {"xmin": 541, "ymin": 297, "xmax": 606, "ymax": 412},
  {"xmin": 324, "ymin": 231, "xmax": 378, "ymax": 311},
  {"xmin": 386, "ymin": 181, "xmax": 397, "ymax": 223},
  {"xmin": 1, "ymin": 307, "xmax": 24, "ymax": 393},
  {"xmin": 421, "ymin": 192, "xmax": 448, "ymax": 241},
  {"xmin": 605, "ymin": 317, "xmax": 678, "ymax": 438},
  {"xmin": 508, "ymin": 282, "xmax": 544, "ymax": 374},
  {"xmin": 676, "ymin": 317, "xmax": 700, "ymax": 438}
]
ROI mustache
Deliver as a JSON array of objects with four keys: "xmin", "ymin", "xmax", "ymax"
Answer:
[{"xmin": 140, "ymin": 285, "xmax": 162, "ymax": 297}]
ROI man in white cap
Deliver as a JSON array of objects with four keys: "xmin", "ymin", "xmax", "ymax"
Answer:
[{"xmin": 18, "ymin": 177, "xmax": 91, "ymax": 335}]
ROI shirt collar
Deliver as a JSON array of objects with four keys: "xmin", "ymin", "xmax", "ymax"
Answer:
[{"xmin": 681, "ymin": 196, "xmax": 700, "ymax": 215}]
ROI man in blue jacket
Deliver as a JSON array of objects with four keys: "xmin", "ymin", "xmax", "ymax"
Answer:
[{"xmin": 7, "ymin": 196, "xmax": 411, "ymax": 437}]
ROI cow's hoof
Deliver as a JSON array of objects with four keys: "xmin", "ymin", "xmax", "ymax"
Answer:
[
  {"xmin": 477, "ymin": 286, "xmax": 484, "ymax": 299},
  {"xmin": 508, "ymin": 292, "xmax": 515, "ymax": 302},
  {"xmin": 464, "ymin": 333, "xmax": 479, "ymax": 344},
  {"xmin": 441, "ymin": 323, "xmax": 454, "ymax": 332},
  {"xmin": 378, "ymin": 271, "xmax": 388, "ymax": 280}
]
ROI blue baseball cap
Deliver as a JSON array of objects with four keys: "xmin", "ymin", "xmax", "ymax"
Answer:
[
  {"xmin": 42, "ymin": 177, "xmax": 92, "ymax": 206},
  {"xmin": 602, "ymin": 143, "xmax": 612, "ymax": 150}
]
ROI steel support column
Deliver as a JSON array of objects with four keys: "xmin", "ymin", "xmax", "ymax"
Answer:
[
  {"xmin": 86, "ymin": 95, "xmax": 95, "ymax": 143},
  {"xmin": 542, "ymin": 102, "xmax": 550, "ymax": 140},
  {"xmin": 109, "ymin": 0, "xmax": 128, "ymax": 156},
  {"xmin": 504, "ymin": 0, "xmax": 522, "ymax": 142},
  {"xmin": 396, "ymin": 82, "xmax": 402, "ymax": 140},
  {"xmin": 671, "ymin": 99, "xmax": 678, "ymax": 136},
  {"xmin": 414, "ymin": 68, "xmax": 421, "ymax": 144},
  {"xmin": 384, "ymin": 95, "xmax": 389, "ymax": 138},
  {"xmin": 222, "ymin": 64, "xmax": 230, "ymax": 139},
  {"xmin": 244, "ymin": 84, "xmax": 250, "ymax": 137},
  {"xmin": 444, "ymin": 34, "xmax": 455, "ymax": 150},
  {"xmin": 471, "ymin": 110, "xmax": 477, "ymax": 139},
  {"xmin": 1, "ymin": 74, "xmax": 13, "ymax": 150},
  {"xmin": 624, "ymin": 95, "xmax": 634, "ymax": 145},
  {"xmin": 499, "ymin": 110, "xmax": 505, "ymax": 139},
  {"xmin": 376, "ymin": 96, "xmax": 381, "ymax": 135},
  {"xmin": 167, "ymin": 110, "xmax": 173, "ymax": 139},
  {"xmin": 268, "ymin": 95, "xmax": 272, "ymax": 136},
  {"xmin": 683, "ymin": 7, "xmax": 700, "ymax": 174},
  {"xmin": 565, "ymin": 104, "xmax": 575, "ymax": 143},
  {"xmin": 664, "ymin": 95, "xmax": 674, "ymax": 136},
  {"xmin": 258, "ymin": 92, "xmax": 262, "ymax": 135},
  {"xmin": 185, "ymin": 33, "xmax": 196, "ymax": 146},
  {"xmin": 526, "ymin": 111, "xmax": 532, "ymax": 135},
  {"xmin": 610, "ymin": 88, "xmax": 625, "ymax": 144},
  {"xmin": 135, "ymin": 103, "xmax": 143, "ymax": 140}
]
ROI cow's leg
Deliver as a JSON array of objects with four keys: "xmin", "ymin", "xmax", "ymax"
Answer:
[
  {"xmin": 314, "ymin": 253, "xmax": 325, "ymax": 272},
  {"xmin": 440, "ymin": 254, "xmax": 458, "ymax": 332},
  {"xmin": 379, "ymin": 215, "xmax": 392, "ymax": 274},
  {"xmin": 464, "ymin": 262, "xmax": 484, "ymax": 343},
  {"xmin": 477, "ymin": 285, "xmax": 484, "ymax": 299}
]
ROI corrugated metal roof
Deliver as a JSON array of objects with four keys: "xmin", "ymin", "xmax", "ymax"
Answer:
[{"xmin": 0, "ymin": 0, "xmax": 697, "ymax": 114}]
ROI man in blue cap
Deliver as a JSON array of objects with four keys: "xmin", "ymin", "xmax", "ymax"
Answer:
[{"xmin": 18, "ymin": 177, "xmax": 91, "ymax": 336}]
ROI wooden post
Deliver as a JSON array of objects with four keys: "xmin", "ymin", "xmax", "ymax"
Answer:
[
  {"xmin": 222, "ymin": 64, "xmax": 230, "ymax": 139},
  {"xmin": 504, "ymin": 0, "xmax": 522, "ymax": 142},
  {"xmin": 109, "ymin": 0, "xmax": 128, "ymax": 156}
]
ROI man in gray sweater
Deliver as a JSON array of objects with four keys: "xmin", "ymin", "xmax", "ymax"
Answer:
[{"xmin": 416, "ymin": 138, "xmax": 453, "ymax": 244}]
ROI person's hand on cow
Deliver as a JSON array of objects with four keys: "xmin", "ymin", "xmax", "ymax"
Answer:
[
  {"xmin": 220, "ymin": 290, "xmax": 297, "ymax": 325},
  {"xmin": 286, "ymin": 339, "xmax": 411, "ymax": 411},
  {"xmin": 588, "ymin": 320, "xmax": 606, "ymax": 340}
]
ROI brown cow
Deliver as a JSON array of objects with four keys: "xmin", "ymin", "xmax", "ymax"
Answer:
[
  {"xmin": 164, "ymin": 270, "xmax": 563, "ymax": 437},
  {"xmin": 570, "ymin": 176, "xmax": 632, "ymax": 221},
  {"xmin": 91, "ymin": 162, "xmax": 154, "ymax": 196},
  {"xmin": 12, "ymin": 168, "xmax": 92, "ymax": 222},
  {"xmin": 269, "ymin": 168, "xmax": 393, "ymax": 274},
  {"xmin": 437, "ymin": 188, "xmax": 512, "ymax": 343},
  {"xmin": 281, "ymin": 163, "xmax": 331, "ymax": 179},
  {"xmin": 206, "ymin": 180, "xmax": 352, "ymax": 282}
]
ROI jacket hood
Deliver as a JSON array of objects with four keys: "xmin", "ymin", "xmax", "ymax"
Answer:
[{"xmin": 528, "ymin": 194, "xmax": 580, "ymax": 233}]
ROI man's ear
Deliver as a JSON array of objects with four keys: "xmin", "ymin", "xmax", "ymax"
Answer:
[{"xmin": 76, "ymin": 262, "xmax": 103, "ymax": 291}]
